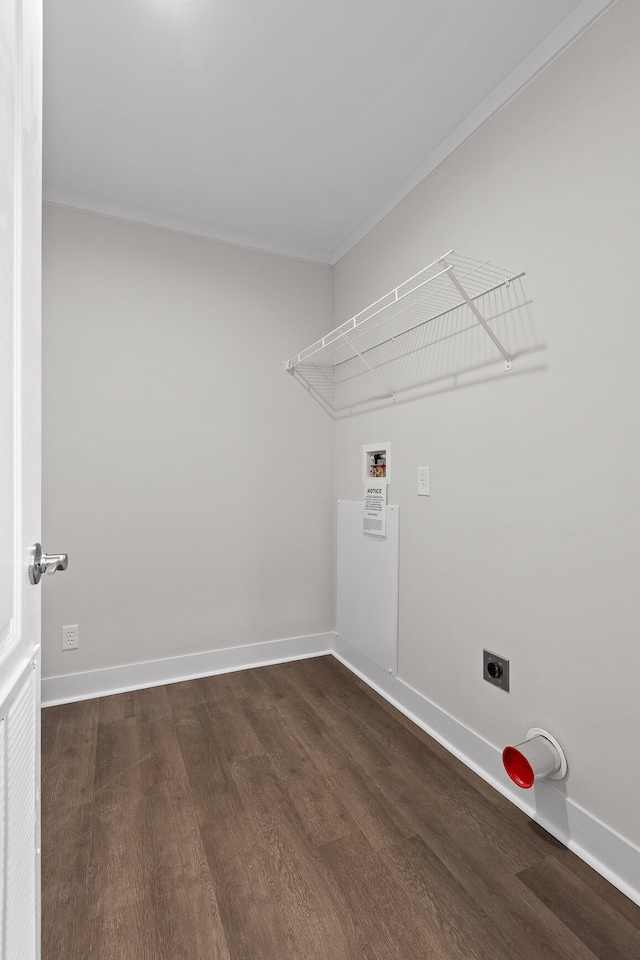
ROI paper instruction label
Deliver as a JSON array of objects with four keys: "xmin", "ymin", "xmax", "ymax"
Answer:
[{"xmin": 363, "ymin": 479, "xmax": 387, "ymax": 537}]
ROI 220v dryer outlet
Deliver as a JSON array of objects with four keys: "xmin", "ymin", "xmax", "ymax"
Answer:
[
  {"xmin": 483, "ymin": 649, "xmax": 509, "ymax": 691},
  {"xmin": 62, "ymin": 624, "xmax": 79, "ymax": 650}
]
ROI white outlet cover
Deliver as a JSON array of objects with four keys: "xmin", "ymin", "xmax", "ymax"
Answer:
[{"xmin": 62, "ymin": 624, "xmax": 79, "ymax": 650}]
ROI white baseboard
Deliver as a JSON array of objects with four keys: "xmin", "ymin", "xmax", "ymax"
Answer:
[
  {"xmin": 40, "ymin": 632, "xmax": 333, "ymax": 707},
  {"xmin": 41, "ymin": 629, "xmax": 640, "ymax": 907},
  {"xmin": 333, "ymin": 635, "xmax": 640, "ymax": 908}
]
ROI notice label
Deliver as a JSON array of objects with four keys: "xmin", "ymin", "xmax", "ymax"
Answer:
[{"xmin": 363, "ymin": 480, "xmax": 387, "ymax": 537}]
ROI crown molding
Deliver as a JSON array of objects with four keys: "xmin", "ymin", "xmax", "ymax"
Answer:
[
  {"xmin": 331, "ymin": 0, "xmax": 617, "ymax": 264},
  {"xmin": 42, "ymin": 185, "xmax": 335, "ymax": 265},
  {"xmin": 43, "ymin": 0, "xmax": 616, "ymax": 267}
]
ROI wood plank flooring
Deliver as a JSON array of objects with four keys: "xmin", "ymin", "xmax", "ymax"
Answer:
[{"xmin": 41, "ymin": 655, "xmax": 640, "ymax": 960}]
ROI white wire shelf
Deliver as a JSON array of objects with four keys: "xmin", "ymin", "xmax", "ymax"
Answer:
[{"xmin": 284, "ymin": 251, "xmax": 528, "ymax": 415}]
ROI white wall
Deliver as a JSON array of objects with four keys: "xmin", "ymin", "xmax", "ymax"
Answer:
[
  {"xmin": 334, "ymin": 0, "xmax": 640, "ymax": 846},
  {"xmin": 42, "ymin": 207, "xmax": 335, "ymax": 679}
]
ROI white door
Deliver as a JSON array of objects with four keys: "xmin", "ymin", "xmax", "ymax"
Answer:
[{"xmin": 1, "ymin": 0, "xmax": 43, "ymax": 957}]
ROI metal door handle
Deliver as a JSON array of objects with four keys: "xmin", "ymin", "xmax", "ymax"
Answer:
[{"xmin": 28, "ymin": 543, "xmax": 69, "ymax": 585}]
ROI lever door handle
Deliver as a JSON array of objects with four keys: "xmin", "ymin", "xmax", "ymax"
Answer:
[
  {"xmin": 28, "ymin": 543, "xmax": 69, "ymax": 585},
  {"xmin": 43, "ymin": 553, "xmax": 68, "ymax": 575}
]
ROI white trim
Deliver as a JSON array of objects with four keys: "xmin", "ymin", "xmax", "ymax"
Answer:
[
  {"xmin": 40, "ymin": 627, "xmax": 640, "ymax": 907},
  {"xmin": 331, "ymin": 0, "xmax": 617, "ymax": 264},
  {"xmin": 41, "ymin": 189, "xmax": 335, "ymax": 265},
  {"xmin": 333, "ymin": 635, "xmax": 640, "ymax": 908},
  {"xmin": 40, "ymin": 632, "xmax": 333, "ymax": 706}
]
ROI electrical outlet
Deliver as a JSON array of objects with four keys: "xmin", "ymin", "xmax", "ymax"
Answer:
[
  {"xmin": 62, "ymin": 624, "xmax": 79, "ymax": 651},
  {"xmin": 483, "ymin": 649, "xmax": 509, "ymax": 691}
]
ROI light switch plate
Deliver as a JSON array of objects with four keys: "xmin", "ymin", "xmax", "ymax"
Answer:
[{"xmin": 418, "ymin": 466, "xmax": 430, "ymax": 496}]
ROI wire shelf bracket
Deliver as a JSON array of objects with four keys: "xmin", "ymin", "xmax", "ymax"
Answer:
[
  {"xmin": 439, "ymin": 256, "xmax": 512, "ymax": 370},
  {"xmin": 284, "ymin": 251, "xmax": 525, "ymax": 414}
]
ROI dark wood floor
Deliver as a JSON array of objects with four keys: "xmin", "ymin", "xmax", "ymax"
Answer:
[{"xmin": 41, "ymin": 655, "xmax": 640, "ymax": 960}]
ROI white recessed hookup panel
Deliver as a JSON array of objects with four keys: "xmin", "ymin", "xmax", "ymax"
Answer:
[{"xmin": 336, "ymin": 500, "xmax": 399, "ymax": 677}]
